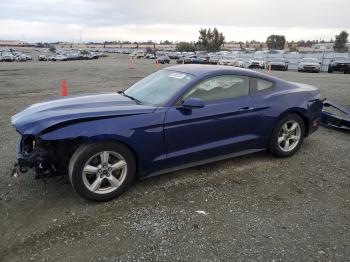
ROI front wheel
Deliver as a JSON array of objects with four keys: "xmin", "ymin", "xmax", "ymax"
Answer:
[
  {"xmin": 69, "ymin": 141, "xmax": 136, "ymax": 201},
  {"xmin": 268, "ymin": 114, "xmax": 305, "ymax": 157}
]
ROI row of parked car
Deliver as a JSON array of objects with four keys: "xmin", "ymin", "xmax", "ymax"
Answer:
[
  {"xmin": 0, "ymin": 50, "xmax": 32, "ymax": 62},
  {"xmin": 138, "ymin": 51, "xmax": 350, "ymax": 73},
  {"xmin": 38, "ymin": 50, "xmax": 108, "ymax": 62}
]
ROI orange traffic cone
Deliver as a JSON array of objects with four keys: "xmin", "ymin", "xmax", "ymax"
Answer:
[
  {"xmin": 61, "ymin": 79, "xmax": 68, "ymax": 96},
  {"xmin": 268, "ymin": 64, "xmax": 272, "ymax": 74},
  {"xmin": 155, "ymin": 59, "xmax": 160, "ymax": 70}
]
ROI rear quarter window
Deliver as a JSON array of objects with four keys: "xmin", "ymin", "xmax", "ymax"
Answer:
[
  {"xmin": 257, "ymin": 79, "xmax": 274, "ymax": 91},
  {"xmin": 250, "ymin": 77, "xmax": 274, "ymax": 93}
]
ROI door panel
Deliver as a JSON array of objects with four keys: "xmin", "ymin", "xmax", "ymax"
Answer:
[{"xmin": 163, "ymin": 96, "xmax": 260, "ymax": 166}]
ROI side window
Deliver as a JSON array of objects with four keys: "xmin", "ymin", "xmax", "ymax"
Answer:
[
  {"xmin": 256, "ymin": 78, "xmax": 274, "ymax": 91},
  {"xmin": 183, "ymin": 75, "xmax": 249, "ymax": 102}
]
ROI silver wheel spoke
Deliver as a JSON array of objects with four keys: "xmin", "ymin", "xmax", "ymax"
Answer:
[
  {"xmin": 100, "ymin": 151, "xmax": 109, "ymax": 165},
  {"xmin": 282, "ymin": 124, "xmax": 288, "ymax": 132},
  {"xmin": 278, "ymin": 136, "xmax": 285, "ymax": 144},
  {"xmin": 90, "ymin": 177, "xmax": 104, "ymax": 192},
  {"xmin": 110, "ymin": 160, "xmax": 126, "ymax": 171},
  {"xmin": 289, "ymin": 123, "xmax": 298, "ymax": 132},
  {"xmin": 283, "ymin": 139, "xmax": 290, "ymax": 150},
  {"xmin": 83, "ymin": 165, "xmax": 99, "ymax": 174},
  {"xmin": 107, "ymin": 176, "xmax": 121, "ymax": 188},
  {"xmin": 289, "ymin": 135, "xmax": 299, "ymax": 141}
]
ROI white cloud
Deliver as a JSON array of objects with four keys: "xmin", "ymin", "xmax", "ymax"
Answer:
[{"xmin": 0, "ymin": 0, "xmax": 349, "ymax": 42}]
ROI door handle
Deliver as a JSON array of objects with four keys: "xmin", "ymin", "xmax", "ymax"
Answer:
[{"xmin": 239, "ymin": 106, "xmax": 255, "ymax": 111}]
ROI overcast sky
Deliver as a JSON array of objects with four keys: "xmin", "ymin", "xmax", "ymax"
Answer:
[{"xmin": 0, "ymin": 0, "xmax": 349, "ymax": 43}]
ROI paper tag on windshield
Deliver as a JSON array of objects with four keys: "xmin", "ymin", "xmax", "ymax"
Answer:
[{"xmin": 168, "ymin": 72, "xmax": 186, "ymax": 79}]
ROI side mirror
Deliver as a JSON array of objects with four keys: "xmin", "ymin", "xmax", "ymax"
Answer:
[{"xmin": 181, "ymin": 97, "xmax": 204, "ymax": 109}]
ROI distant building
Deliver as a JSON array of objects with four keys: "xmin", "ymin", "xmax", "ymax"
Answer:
[{"xmin": 0, "ymin": 40, "xmax": 27, "ymax": 47}]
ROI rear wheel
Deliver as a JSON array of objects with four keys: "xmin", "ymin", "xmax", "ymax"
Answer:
[
  {"xmin": 269, "ymin": 114, "xmax": 305, "ymax": 157},
  {"xmin": 69, "ymin": 141, "xmax": 136, "ymax": 201}
]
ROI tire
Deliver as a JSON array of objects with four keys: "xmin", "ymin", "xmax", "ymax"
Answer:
[
  {"xmin": 268, "ymin": 114, "xmax": 305, "ymax": 157},
  {"xmin": 328, "ymin": 67, "xmax": 333, "ymax": 73},
  {"xmin": 69, "ymin": 141, "xmax": 136, "ymax": 201}
]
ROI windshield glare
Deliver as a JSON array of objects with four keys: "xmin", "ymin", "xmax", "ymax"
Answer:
[{"xmin": 124, "ymin": 70, "xmax": 194, "ymax": 106}]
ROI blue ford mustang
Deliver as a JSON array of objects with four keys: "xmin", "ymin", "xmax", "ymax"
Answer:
[{"xmin": 12, "ymin": 65, "xmax": 323, "ymax": 201}]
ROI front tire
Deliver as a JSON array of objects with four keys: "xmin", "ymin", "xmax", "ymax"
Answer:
[
  {"xmin": 268, "ymin": 114, "xmax": 305, "ymax": 157},
  {"xmin": 69, "ymin": 141, "xmax": 136, "ymax": 201}
]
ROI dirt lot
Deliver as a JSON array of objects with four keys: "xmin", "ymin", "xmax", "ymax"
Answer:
[{"xmin": 0, "ymin": 49, "xmax": 349, "ymax": 262}]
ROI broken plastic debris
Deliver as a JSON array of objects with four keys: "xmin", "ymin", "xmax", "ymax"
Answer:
[{"xmin": 195, "ymin": 210, "xmax": 208, "ymax": 215}]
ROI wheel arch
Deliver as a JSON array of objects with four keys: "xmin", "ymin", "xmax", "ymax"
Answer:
[
  {"xmin": 72, "ymin": 135, "xmax": 140, "ymax": 176},
  {"xmin": 276, "ymin": 108, "xmax": 310, "ymax": 137}
]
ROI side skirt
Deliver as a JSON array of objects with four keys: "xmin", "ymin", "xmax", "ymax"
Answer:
[{"xmin": 142, "ymin": 148, "xmax": 265, "ymax": 179}]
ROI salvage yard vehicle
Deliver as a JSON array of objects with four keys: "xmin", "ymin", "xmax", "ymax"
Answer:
[
  {"xmin": 11, "ymin": 65, "xmax": 323, "ymax": 201},
  {"xmin": 248, "ymin": 57, "xmax": 265, "ymax": 69},
  {"xmin": 176, "ymin": 55, "xmax": 196, "ymax": 64},
  {"xmin": 156, "ymin": 55, "xmax": 170, "ymax": 64},
  {"xmin": 15, "ymin": 54, "xmax": 27, "ymax": 62},
  {"xmin": 298, "ymin": 58, "xmax": 321, "ymax": 73},
  {"xmin": 218, "ymin": 56, "xmax": 237, "ymax": 66},
  {"xmin": 268, "ymin": 58, "xmax": 288, "ymax": 71},
  {"xmin": 328, "ymin": 57, "xmax": 350, "ymax": 73},
  {"xmin": 48, "ymin": 55, "xmax": 68, "ymax": 61},
  {"xmin": 38, "ymin": 55, "xmax": 48, "ymax": 61},
  {"xmin": 1, "ymin": 52, "xmax": 15, "ymax": 62}
]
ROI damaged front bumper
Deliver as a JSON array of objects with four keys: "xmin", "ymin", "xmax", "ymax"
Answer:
[
  {"xmin": 11, "ymin": 135, "xmax": 58, "ymax": 178},
  {"xmin": 321, "ymin": 100, "xmax": 350, "ymax": 132}
]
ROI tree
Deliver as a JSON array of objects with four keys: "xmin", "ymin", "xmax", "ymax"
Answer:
[
  {"xmin": 175, "ymin": 42, "xmax": 196, "ymax": 52},
  {"xmin": 49, "ymin": 46, "xmax": 56, "ymax": 53},
  {"xmin": 162, "ymin": 40, "xmax": 173, "ymax": 45},
  {"xmin": 266, "ymin": 35, "xmax": 286, "ymax": 50},
  {"xmin": 334, "ymin": 30, "xmax": 349, "ymax": 52},
  {"xmin": 197, "ymin": 27, "xmax": 225, "ymax": 52}
]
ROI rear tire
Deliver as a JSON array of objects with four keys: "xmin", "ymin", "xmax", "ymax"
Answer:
[
  {"xmin": 268, "ymin": 114, "xmax": 305, "ymax": 157},
  {"xmin": 69, "ymin": 141, "xmax": 136, "ymax": 201}
]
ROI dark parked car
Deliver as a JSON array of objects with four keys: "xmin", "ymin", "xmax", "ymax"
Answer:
[
  {"xmin": 156, "ymin": 55, "xmax": 170, "ymax": 64},
  {"xmin": 268, "ymin": 58, "xmax": 288, "ymax": 71},
  {"xmin": 328, "ymin": 57, "xmax": 350, "ymax": 73},
  {"xmin": 191, "ymin": 56, "xmax": 209, "ymax": 64},
  {"xmin": 12, "ymin": 65, "xmax": 322, "ymax": 201}
]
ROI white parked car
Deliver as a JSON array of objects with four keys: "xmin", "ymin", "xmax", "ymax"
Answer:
[
  {"xmin": 218, "ymin": 56, "xmax": 237, "ymax": 66},
  {"xmin": 48, "ymin": 55, "xmax": 68, "ymax": 61},
  {"xmin": 1, "ymin": 52, "xmax": 15, "ymax": 62},
  {"xmin": 298, "ymin": 58, "xmax": 321, "ymax": 73},
  {"xmin": 248, "ymin": 57, "xmax": 265, "ymax": 69}
]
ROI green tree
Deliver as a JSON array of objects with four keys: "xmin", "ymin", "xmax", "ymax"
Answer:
[
  {"xmin": 266, "ymin": 35, "xmax": 286, "ymax": 50},
  {"xmin": 197, "ymin": 27, "xmax": 225, "ymax": 52},
  {"xmin": 49, "ymin": 46, "xmax": 56, "ymax": 53},
  {"xmin": 334, "ymin": 30, "xmax": 349, "ymax": 52},
  {"xmin": 175, "ymin": 42, "xmax": 196, "ymax": 52},
  {"xmin": 162, "ymin": 40, "xmax": 173, "ymax": 45}
]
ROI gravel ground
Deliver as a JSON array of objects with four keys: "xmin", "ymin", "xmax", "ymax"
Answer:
[{"xmin": 0, "ymin": 48, "xmax": 349, "ymax": 262}]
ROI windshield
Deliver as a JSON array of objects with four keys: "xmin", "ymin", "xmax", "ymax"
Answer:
[
  {"xmin": 302, "ymin": 58, "xmax": 318, "ymax": 63},
  {"xmin": 124, "ymin": 70, "xmax": 194, "ymax": 106},
  {"xmin": 271, "ymin": 58, "xmax": 285, "ymax": 62},
  {"xmin": 333, "ymin": 57, "xmax": 350, "ymax": 62}
]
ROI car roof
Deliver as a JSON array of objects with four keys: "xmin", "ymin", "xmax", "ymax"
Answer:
[{"xmin": 164, "ymin": 64, "xmax": 280, "ymax": 82}]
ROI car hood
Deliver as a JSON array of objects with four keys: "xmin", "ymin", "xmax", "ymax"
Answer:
[
  {"xmin": 250, "ymin": 60, "xmax": 264, "ymax": 63},
  {"xmin": 269, "ymin": 62, "xmax": 286, "ymax": 65},
  {"xmin": 12, "ymin": 93, "xmax": 156, "ymax": 135},
  {"xmin": 299, "ymin": 62, "xmax": 319, "ymax": 66}
]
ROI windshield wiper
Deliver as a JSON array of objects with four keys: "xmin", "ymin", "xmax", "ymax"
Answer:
[{"xmin": 120, "ymin": 91, "xmax": 142, "ymax": 104}]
